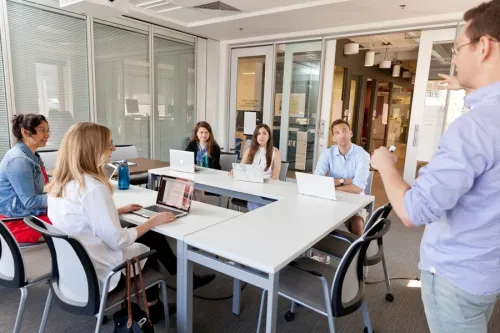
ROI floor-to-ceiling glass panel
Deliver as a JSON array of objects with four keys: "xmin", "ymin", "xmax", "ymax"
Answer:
[
  {"xmin": 274, "ymin": 42, "xmax": 322, "ymax": 174},
  {"xmin": 153, "ymin": 36, "xmax": 195, "ymax": 161}
]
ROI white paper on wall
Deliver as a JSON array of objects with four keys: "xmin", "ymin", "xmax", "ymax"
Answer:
[
  {"xmin": 382, "ymin": 103, "xmax": 389, "ymax": 124},
  {"xmin": 244, "ymin": 112, "xmax": 257, "ymax": 135}
]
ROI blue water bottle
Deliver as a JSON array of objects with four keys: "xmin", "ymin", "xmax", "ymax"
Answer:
[{"xmin": 118, "ymin": 160, "xmax": 130, "ymax": 190}]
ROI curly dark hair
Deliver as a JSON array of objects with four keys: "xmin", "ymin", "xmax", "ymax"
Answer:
[{"xmin": 11, "ymin": 114, "xmax": 47, "ymax": 142}]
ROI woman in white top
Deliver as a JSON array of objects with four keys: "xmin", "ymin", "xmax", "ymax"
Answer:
[
  {"xmin": 46, "ymin": 122, "xmax": 177, "ymax": 322},
  {"xmin": 239, "ymin": 124, "xmax": 281, "ymax": 211}
]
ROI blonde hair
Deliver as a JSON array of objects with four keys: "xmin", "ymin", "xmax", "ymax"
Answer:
[{"xmin": 45, "ymin": 122, "xmax": 113, "ymax": 197}]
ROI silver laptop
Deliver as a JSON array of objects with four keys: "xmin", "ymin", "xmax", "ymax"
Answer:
[
  {"xmin": 131, "ymin": 175, "xmax": 194, "ymax": 219},
  {"xmin": 295, "ymin": 172, "xmax": 339, "ymax": 200},
  {"xmin": 104, "ymin": 163, "xmax": 118, "ymax": 180},
  {"xmin": 170, "ymin": 150, "xmax": 202, "ymax": 173},
  {"xmin": 232, "ymin": 163, "xmax": 265, "ymax": 183}
]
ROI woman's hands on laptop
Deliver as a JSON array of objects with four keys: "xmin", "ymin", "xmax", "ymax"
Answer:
[
  {"xmin": 135, "ymin": 212, "xmax": 176, "ymax": 238},
  {"xmin": 118, "ymin": 204, "xmax": 143, "ymax": 215},
  {"xmin": 149, "ymin": 212, "xmax": 176, "ymax": 225},
  {"xmin": 228, "ymin": 169, "xmax": 233, "ymax": 176}
]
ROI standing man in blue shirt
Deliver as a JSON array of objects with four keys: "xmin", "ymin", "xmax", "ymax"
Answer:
[
  {"xmin": 314, "ymin": 119, "xmax": 370, "ymax": 235},
  {"xmin": 371, "ymin": 2, "xmax": 500, "ymax": 332}
]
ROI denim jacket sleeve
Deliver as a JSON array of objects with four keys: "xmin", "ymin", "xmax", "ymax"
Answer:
[{"xmin": 6, "ymin": 157, "xmax": 47, "ymax": 210}]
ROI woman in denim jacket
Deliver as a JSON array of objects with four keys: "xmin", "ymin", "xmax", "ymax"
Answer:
[{"xmin": 0, "ymin": 114, "xmax": 51, "ymax": 242}]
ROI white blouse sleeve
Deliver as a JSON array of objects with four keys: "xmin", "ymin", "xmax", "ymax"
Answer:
[{"xmin": 81, "ymin": 184, "xmax": 138, "ymax": 251}]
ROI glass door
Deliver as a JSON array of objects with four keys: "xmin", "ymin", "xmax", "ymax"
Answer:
[
  {"xmin": 229, "ymin": 46, "xmax": 274, "ymax": 158},
  {"xmin": 404, "ymin": 27, "xmax": 466, "ymax": 183},
  {"xmin": 274, "ymin": 41, "xmax": 322, "ymax": 173}
]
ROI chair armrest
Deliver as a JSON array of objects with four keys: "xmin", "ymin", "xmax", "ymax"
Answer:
[
  {"xmin": 289, "ymin": 261, "xmax": 323, "ymax": 278},
  {"xmin": 111, "ymin": 250, "xmax": 157, "ymax": 273}
]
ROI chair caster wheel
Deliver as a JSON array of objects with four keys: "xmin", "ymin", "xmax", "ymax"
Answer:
[
  {"xmin": 284, "ymin": 311, "xmax": 295, "ymax": 322},
  {"xmin": 364, "ymin": 327, "xmax": 375, "ymax": 333},
  {"xmin": 385, "ymin": 293, "xmax": 394, "ymax": 302}
]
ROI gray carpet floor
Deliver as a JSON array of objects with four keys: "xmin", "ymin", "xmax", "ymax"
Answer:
[{"xmin": 2, "ymin": 210, "xmax": 500, "ymax": 333}]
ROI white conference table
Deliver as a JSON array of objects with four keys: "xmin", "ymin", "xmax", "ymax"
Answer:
[
  {"xmin": 148, "ymin": 167, "xmax": 296, "ymax": 205},
  {"xmin": 112, "ymin": 182, "xmax": 242, "ymax": 320},
  {"xmin": 147, "ymin": 167, "xmax": 375, "ymax": 333}
]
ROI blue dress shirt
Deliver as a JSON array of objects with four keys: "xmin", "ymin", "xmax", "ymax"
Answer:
[
  {"xmin": 405, "ymin": 81, "xmax": 500, "ymax": 296},
  {"xmin": 314, "ymin": 143, "xmax": 370, "ymax": 193}
]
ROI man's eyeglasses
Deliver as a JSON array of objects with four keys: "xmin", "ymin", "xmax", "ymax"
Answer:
[{"xmin": 452, "ymin": 38, "xmax": 499, "ymax": 56}]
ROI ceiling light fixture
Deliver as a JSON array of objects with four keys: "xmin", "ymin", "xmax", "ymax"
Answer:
[
  {"xmin": 365, "ymin": 51, "xmax": 375, "ymax": 67},
  {"xmin": 344, "ymin": 42, "xmax": 359, "ymax": 55},
  {"xmin": 392, "ymin": 64, "xmax": 401, "ymax": 77},
  {"xmin": 156, "ymin": 6, "xmax": 182, "ymax": 13},
  {"xmin": 136, "ymin": 0, "xmax": 163, "ymax": 7},
  {"xmin": 379, "ymin": 48, "xmax": 392, "ymax": 69},
  {"xmin": 146, "ymin": 1, "xmax": 170, "ymax": 9},
  {"xmin": 365, "ymin": 37, "xmax": 375, "ymax": 67}
]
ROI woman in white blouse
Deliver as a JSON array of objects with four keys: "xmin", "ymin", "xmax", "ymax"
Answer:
[
  {"xmin": 46, "ymin": 122, "xmax": 176, "ymax": 323},
  {"xmin": 239, "ymin": 124, "xmax": 281, "ymax": 211}
]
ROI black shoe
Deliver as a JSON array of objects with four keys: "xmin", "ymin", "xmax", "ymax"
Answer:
[
  {"xmin": 193, "ymin": 273, "xmax": 216, "ymax": 290},
  {"xmin": 149, "ymin": 300, "xmax": 176, "ymax": 324}
]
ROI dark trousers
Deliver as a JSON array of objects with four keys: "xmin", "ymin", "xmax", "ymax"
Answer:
[{"xmin": 135, "ymin": 230, "xmax": 177, "ymax": 275}]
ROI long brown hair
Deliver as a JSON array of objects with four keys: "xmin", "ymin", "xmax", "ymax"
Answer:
[
  {"xmin": 247, "ymin": 124, "xmax": 273, "ymax": 171},
  {"xmin": 45, "ymin": 122, "xmax": 113, "ymax": 197},
  {"xmin": 190, "ymin": 121, "xmax": 217, "ymax": 157}
]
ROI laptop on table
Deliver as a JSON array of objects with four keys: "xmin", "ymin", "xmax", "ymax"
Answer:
[
  {"xmin": 131, "ymin": 175, "xmax": 195, "ymax": 219},
  {"xmin": 295, "ymin": 172, "xmax": 342, "ymax": 200},
  {"xmin": 170, "ymin": 150, "xmax": 202, "ymax": 174},
  {"xmin": 104, "ymin": 163, "xmax": 118, "ymax": 180},
  {"xmin": 232, "ymin": 163, "xmax": 265, "ymax": 183}
]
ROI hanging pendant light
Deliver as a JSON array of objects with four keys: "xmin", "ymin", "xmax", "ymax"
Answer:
[
  {"xmin": 392, "ymin": 64, "xmax": 401, "ymax": 77},
  {"xmin": 365, "ymin": 37, "xmax": 375, "ymax": 67},
  {"xmin": 365, "ymin": 51, "xmax": 375, "ymax": 67},
  {"xmin": 379, "ymin": 48, "xmax": 391, "ymax": 68},
  {"xmin": 344, "ymin": 42, "xmax": 359, "ymax": 55}
]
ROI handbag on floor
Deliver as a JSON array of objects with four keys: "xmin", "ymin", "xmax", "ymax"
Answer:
[{"xmin": 113, "ymin": 258, "xmax": 155, "ymax": 333}]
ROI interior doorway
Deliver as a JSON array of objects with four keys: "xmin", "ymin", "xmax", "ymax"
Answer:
[{"xmin": 327, "ymin": 32, "xmax": 420, "ymax": 206}]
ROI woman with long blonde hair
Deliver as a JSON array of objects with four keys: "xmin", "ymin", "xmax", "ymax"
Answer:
[{"xmin": 46, "ymin": 122, "xmax": 177, "ymax": 322}]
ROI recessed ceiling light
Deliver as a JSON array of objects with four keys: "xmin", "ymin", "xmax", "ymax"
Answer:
[
  {"xmin": 239, "ymin": 28, "xmax": 244, "ymax": 31},
  {"xmin": 136, "ymin": 0, "xmax": 163, "ymax": 7}
]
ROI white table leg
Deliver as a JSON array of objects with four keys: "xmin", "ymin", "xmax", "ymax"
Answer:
[
  {"xmin": 177, "ymin": 241, "xmax": 193, "ymax": 333},
  {"xmin": 265, "ymin": 272, "xmax": 279, "ymax": 333}
]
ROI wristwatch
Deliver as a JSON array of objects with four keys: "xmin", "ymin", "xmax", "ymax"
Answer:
[{"xmin": 339, "ymin": 178, "xmax": 345, "ymax": 186}]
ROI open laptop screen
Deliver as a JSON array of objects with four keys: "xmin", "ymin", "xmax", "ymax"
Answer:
[{"xmin": 157, "ymin": 176, "xmax": 194, "ymax": 212}]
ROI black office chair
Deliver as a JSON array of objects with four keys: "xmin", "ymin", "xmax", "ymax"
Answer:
[
  {"xmin": 256, "ymin": 218, "xmax": 392, "ymax": 333},
  {"xmin": 24, "ymin": 217, "xmax": 170, "ymax": 333},
  {"xmin": 0, "ymin": 220, "xmax": 52, "ymax": 333},
  {"xmin": 312, "ymin": 203, "xmax": 394, "ymax": 302}
]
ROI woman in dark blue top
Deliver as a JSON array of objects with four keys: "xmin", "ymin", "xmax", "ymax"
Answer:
[{"xmin": 185, "ymin": 121, "xmax": 221, "ymax": 170}]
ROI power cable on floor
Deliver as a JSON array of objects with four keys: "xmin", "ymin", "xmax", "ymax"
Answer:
[{"xmin": 365, "ymin": 276, "xmax": 420, "ymax": 284}]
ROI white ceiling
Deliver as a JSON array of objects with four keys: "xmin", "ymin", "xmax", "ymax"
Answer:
[{"xmin": 127, "ymin": 0, "xmax": 482, "ymax": 41}]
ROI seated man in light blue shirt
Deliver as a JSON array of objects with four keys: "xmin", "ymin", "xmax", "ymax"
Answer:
[
  {"xmin": 371, "ymin": 2, "xmax": 500, "ymax": 332},
  {"xmin": 314, "ymin": 119, "xmax": 370, "ymax": 235}
]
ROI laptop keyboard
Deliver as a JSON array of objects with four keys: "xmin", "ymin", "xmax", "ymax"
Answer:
[{"xmin": 144, "ymin": 205, "xmax": 184, "ymax": 216}]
